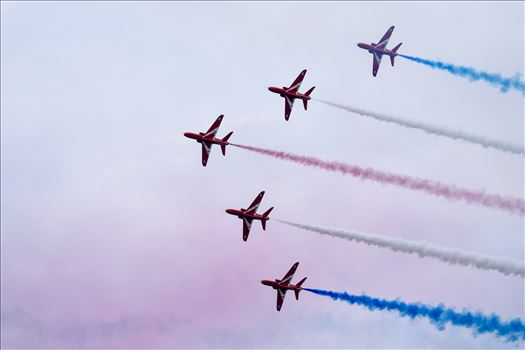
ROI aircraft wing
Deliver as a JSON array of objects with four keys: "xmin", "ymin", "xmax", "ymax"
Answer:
[
  {"xmin": 287, "ymin": 69, "xmax": 307, "ymax": 93},
  {"xmin": 201, "ymin": 141, "xmax": 212, "ymax": 166},
  {"xmin": 376, "ymin": 26, "xmax": 394, "ymax": 49},
  {"xmin": 284, "ymin": 96, "xmax": 295, "ymax": 121},
  {"xmin": 276, "ymin": 288, "xmax": 287, "ymax": 311},
  {"xmin": 280, "ymin": 262, "xmax": 299, "ymax": 284},
  {"xmin": 245, "ymin": 191, "xmax": 265, "ymax": 215},
  {"xmin": 242, "ymin": 217, "xmax": 253, "ymax": 241},
  {"xmin": 372, "ymin": 52, "xmax": 383, "ymax": 77},
  {"xmin": 203, "ymin": 114, "xmax": 224, "ymax": 138}
]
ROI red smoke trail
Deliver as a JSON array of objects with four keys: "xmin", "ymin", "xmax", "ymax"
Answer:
[{"xmin": 230, "ymin": 143, "xmax": 525, "ymax": 216}]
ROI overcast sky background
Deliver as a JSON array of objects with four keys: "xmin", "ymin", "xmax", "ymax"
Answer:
[{"xmin": 1, "ymin": 1, "xmax": 524, "ymax": 349}]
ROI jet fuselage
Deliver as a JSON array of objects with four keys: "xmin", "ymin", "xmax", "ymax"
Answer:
[
  {"xmin": 183, "ymin": 132, "xmax": 229, "ymax": 146},
  {"xmin": 267, "ymin": 86, "xmax": 311, "ymax": 101},
  {"xmin": 225, "ymin": 208, "xmax": 267, "ymax": 221},
  {"xmin": 260, "ymin": 279, "xmax": 302, "ymax": 291},
  {"xmin": 357, "ymin": 43, "xmax": 398, "ymax": 57}
]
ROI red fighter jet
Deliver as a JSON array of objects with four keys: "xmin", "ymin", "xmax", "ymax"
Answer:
[
  {"xmin": 261, "ymin": 262, "xmax": 307, "ymax": 311},
  {"xmin": 357, "ymin": 26, "xmax": 402, "ymax": 77},
  {"xmin": 268, "ymin": 69, "xmax": 315, "ymax": 121},
  {"xmin": 225, "ymin": 191, "xmax": 273, "ymax": 242},
  {"xmin": 184, "ymin": 115, "xmax": 233, "ymax": 167}
]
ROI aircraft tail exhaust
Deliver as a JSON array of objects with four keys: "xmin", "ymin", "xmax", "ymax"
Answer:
[
  {"xmin": 295, "ymin": 277, "xmax": 307, "ymax": 300},
  {"xmin": 303, "ymin": 86, "xmax": 315, "ymax": 110},
  {"xmin": 391, "ymin": 43, "xmax": 402, "ymax": 66}
]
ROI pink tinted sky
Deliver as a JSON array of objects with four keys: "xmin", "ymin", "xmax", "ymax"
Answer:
[{"xmin": 1, "ymin": 1, "xmax": 523, "ymax": 348}]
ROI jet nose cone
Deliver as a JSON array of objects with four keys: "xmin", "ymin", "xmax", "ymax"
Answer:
[{"xmin": 183, "ymin": 132, "xmax": 191, "ymax": 138}]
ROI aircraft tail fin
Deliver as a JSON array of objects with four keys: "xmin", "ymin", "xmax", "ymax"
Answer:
[
  {"xmin": 392, "ymin": 42, "xmax": 402, "ymax": 53},
  {"xmin": 294, "ymin": 277, "xmax": 307, "ymax": 300},
  {"xmin": 263, "ymin": 207, "xmax": 273, "ymax": 218},
  {"xmin": 261, "ymin": 207, "xmax": 273, "ymax": 230},
  {"xmin": 222, "ymin": 131, "xmax": 233, "ymax": 143},
  {"xmin": 220, "ymin": 132, "xmax": 233, "ymax": 155},
  {"xmin": 296, "ymin": 277, "xmax": 307, "ymax": 288},
  {"xmin": 303, "ymin": 87, "xmax": 315, "ymax": 110},
  {"xmin": 305, "ymin": 86, "xmax": 315, "ymax": 97},
  {"xmin": 391, "ymin": 43, "xmax": 402, "ymax": 66}
]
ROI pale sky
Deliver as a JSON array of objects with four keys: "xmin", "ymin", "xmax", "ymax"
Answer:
[{"xmin": 1, "ymin": 1, "xmax": 524, "ymax": 348}]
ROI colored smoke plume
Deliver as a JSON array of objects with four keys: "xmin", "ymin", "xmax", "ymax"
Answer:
[
  {"xmin": 231, "ymin": 143, "xmax": 525, "ymax": 216},
  {"xmin": 400, "ymin": 54, "xmax": 525, "ymax": 94},
  {"xmin": 305, "ymin": 288, "xmax": 525, "ymax": 342}
]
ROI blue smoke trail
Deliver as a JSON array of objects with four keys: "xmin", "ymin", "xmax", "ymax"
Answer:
[
  {"xmin": 305, "ymin": 288, "xmax": 525, "ymax": 342},
  {"xmin": 400, "ymin": 55, "xmax": 525, "ymax": 94}
]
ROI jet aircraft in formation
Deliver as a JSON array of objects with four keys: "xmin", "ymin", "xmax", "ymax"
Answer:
[
  {"xmin": 268, "ymin": 69, "xmax": 315, "ymax": 121},
  {"xmin": 225, "ymin": 191, "xmax": 273, "ymax": 242},
  {"xmin": 184, "ymin": 115, "xmax": 233, "ymax": 166},
  {"xmin": 261, "ymin": 262, "xmax": 307, "ymax": 311},
  {"xmin": 184, "ymin": 27, "xmax": 401, "ymax": 312},
  {"xmin": 357, "ymin": 26, "xmax": 402, "ymax": 77}
]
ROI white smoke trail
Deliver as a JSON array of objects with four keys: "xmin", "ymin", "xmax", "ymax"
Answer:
[
  {"xmin": 316, "ymin": 99, "xmax": 524, "ymax": 156},
  {"xmin": 277, "ymin": 219, "xmax": 524, "ymax": 278}
]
